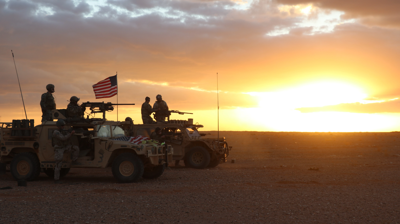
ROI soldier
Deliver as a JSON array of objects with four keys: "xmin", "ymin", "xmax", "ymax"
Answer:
[
  {"xmin": 153, "ymin": 94, "xmax": 169, "ymax": 122},
  {"xmin": 40, "ymin": 84, "xmax": 56, "ymax": 123},
  {"xmin": 124, "ymin": 117, "xmax": 134, "ymax": 137},
  {"xmin": 66, "ymin": 96, "xmax": 85, "ymax": 118},
  {"xmin": 150, "ymin": 127, "xmax": 165, "ymax": 143},
  {"xmin": 141, "ymin": 96, "xmax": 156, "ymax": 124},
  {"xmin": 53, "ymin": 119, "xmax": 79, "ymax": 183}
]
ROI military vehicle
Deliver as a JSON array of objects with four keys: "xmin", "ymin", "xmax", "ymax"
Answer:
[
  {"xmin": 133, "ymin": 113, "xmax": 231, "ymax": 169},
  {"xmin": 0, "ymin": 102, "xmax": 173, "ymax": 183}
]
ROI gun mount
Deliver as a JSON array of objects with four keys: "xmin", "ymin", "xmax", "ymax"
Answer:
[
  {"xmin": 167, "ymin": 110, "xmax": 193, "ymax": 121},
  {"xmin": 81, "ymin": 101, "xmax": 135, "ymax": 119}
]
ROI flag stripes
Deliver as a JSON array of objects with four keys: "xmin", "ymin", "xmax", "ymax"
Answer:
[
  {"xmin": 114, "ymin": 135, "xmax": 151, "ymax": 145},
  {"xmin": 93, "ymin": 75, "xmax": 117, "ymax": 99},
  {"xmin": 129, "ymin": 136, "xmax": 150, "ymax": 144}
]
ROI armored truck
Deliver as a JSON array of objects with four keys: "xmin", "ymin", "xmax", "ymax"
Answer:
[
  {"xmin": 132, "ymin": 118, "xmax": 231, "ymax": 169},
  {"xmin": 0, "ymin": 116, "xmax": 173, "ymax": 183}
]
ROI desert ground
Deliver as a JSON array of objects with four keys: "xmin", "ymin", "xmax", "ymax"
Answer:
[{"xmin": 1, "ymin": 131, "xmax": 400, "ymax": 223}]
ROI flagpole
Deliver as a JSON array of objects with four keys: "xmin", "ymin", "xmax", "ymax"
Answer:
[{"xmin": 116, "ymin": 72, "xmax": 118, "ymax": 121}]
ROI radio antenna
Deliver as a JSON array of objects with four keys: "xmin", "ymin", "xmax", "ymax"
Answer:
[
  {"xmin": 11, "ymin": 50, "xmax": 28, "ymax": 120},
  {"xmin": 116, "ymin": 71, "xmax": 118, "ymax": 121},
  {"xmin": 217, "ymin": 72, "xmax": 219, "ymax": 141}
]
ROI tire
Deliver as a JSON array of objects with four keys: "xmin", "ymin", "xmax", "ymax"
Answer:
[
  {"xmin": 184, "ymin": 146, "xmax": 211, "ymax": 169},
  {"xmin": 10, "ymin": 152, "xmax": 41, "ymax": 181},
  {"xmin": 207, "ymin": 156, "xmax": 221, "ymax": 168},
  {"xmin": 142, "ymin": 165, "xmax": 165, "ymax": 179},
  {"xmin": 43, "ymin": 168, "xmax": 70, "ymax": 179},
  {"xmin": 112, "ymin": 153, "xmax": 144, "ymax": 183}
]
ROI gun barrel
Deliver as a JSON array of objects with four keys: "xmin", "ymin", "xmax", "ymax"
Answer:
[
  {"xmin": 113, "ymin": 103, "xmax": 135, "ymax": 105},
  {"xmin": 81, "ymin": 102, "xmax": 135, "ymax": 106}
]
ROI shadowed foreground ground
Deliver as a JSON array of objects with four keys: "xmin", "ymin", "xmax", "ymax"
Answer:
[{"xmin": 1, "ymin": 132, "xmax": 400, "ymax": 223}]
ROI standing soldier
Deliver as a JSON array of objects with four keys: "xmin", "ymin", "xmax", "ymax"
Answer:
[
  {"xmin": 66, "ymin": 96, "xmax": 85, "ymax": 118},
  {"xmin": 141, "ymin": 96, "xmax": 156, "ymax": 124},
  {"xmin": 153, "ymin": 94, "xmax": 169, "ymax": 122},
  {"xmin": 53, "ymin": 119, "xmax": 79, "ymax": 184},
  {"xmin": 40, "ymin": 84, "xmax": 56, "ymax": 123}
]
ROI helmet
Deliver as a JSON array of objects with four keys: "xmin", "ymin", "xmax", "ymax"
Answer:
[
  {"xmin": 125, "ymin": 117, "xmax": 133, "ymax": 122},
  {"xmin": 46, "ymin": 84, "xmax": 55, "ymax": 91},
  {"xmin": 56, "ymin": 119, "xmax": 65, "ymax": 127},
  {"xmin": 156, "ymin": 94, "xmax": 162, "ymax": 100},
  {"xmin": 155, "ymin": 127, "xmax": 161, "ymax": 133},
  {"xmin": 70, "ymin": 96, "xmax": 80, "ymax": 102},
  {"xmin": 145, "ymin": 96, "xmax": 150, "ymax": 101}
]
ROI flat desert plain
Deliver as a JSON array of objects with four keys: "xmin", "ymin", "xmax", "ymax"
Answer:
[{"xmin": 1, "ymin": 131, "xmax": 400, "ymax": 223}]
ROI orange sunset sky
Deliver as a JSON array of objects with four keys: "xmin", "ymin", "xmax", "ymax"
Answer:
[{"xmin": 1, "ymin": 0, "xmax": 400, "ymax": 131}]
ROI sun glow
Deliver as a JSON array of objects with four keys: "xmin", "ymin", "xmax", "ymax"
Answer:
[
  {"xmin": 238, "ymin": 81, "xmax": 387, "ymax": 132},
  {"xmin": 248, "ymin": 81, "xmax": 367, "ymax": 110}
]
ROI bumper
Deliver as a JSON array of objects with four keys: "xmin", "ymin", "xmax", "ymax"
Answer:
[{"xmin": 147, "ymin": 145, "xmax": 174, "ymax": 166}]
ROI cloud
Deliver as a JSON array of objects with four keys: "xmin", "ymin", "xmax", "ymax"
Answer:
[
  {"xmin": 275, "ymin": 0, "xmax": 400, "ymax": 28},
  {"xmin": 297, "ymin": 98, "xmax": 400, "ymax": 113}
]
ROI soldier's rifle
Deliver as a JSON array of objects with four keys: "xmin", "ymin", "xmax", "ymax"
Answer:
[
  {"xmin": 169, "ymin": 110, "xmax": 193, "ymax": 115},
  {"xmin": 80, "ymin": 101, "xmax": 135, "ymax": 119}
]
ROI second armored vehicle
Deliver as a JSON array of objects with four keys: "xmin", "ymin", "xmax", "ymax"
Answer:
[{"xmin": 132, "ymin": 118, "xmax": 231, "ymax": 169}]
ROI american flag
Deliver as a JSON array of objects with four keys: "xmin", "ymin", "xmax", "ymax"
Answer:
[
  {"xmin": 92, "ymin": 75, "xmax": 117, "ymax": 99},
  {"xmin": 114, "ymin": 135, "xmax": 151, "ymax": 145}
]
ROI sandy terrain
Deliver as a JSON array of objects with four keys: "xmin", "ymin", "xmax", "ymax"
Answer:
[{"xmin": 1, "ymin": 131, "xmax": 400, "ymax": 223}]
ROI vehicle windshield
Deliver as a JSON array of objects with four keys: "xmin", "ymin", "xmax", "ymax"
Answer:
[
  {"xmin": 112, "ymin": 125, "xmax": 125, "ymax": 137},
  {"xmin": 186, "ymin": 127, "xmax": 201, "ymax": 138},
  {"xmin": 97, "ymin": 125, "xmax": 110, "ymax": 137},
  {"xmin": 96, "ymin": 125, "xmax": 125, "ymax": 138}
]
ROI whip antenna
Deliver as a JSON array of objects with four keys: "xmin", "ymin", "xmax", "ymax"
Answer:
[
  {"xmin": 217, "ymin": 72, "xmax": 219, "ymax": 141},
  {"xmin": 11, "ymin": 50, "xmax": 28, "ymax": 119},
  {"xmin": 116, "ymin": 71, "xmax": 118, "ymax": 121}
]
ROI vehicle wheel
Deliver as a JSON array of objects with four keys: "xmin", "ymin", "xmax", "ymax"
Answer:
[
  {"xmin": 112, "ymin": 153, "xmax": 144, "ymax": 183},
  {"xmin": 43, "ymin": 168, "xmax": 70, "ymax": 179},
  {"xmin": 142, "ymin": 165, "xmax": 165, "ymax": 179},
  {"xmin": 207, "ymin": 156, "xmax": 221, "ymax": 168},
  {"xmin": 10, "ymin": 152, "xmax": 41, "ymax": 181},
  {"xmin": 184, "ymin": 146, "xmax": 210, "ymax": 169}
]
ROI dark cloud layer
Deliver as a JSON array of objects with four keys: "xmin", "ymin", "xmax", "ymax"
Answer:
[{"xmin": 1, "ymin": 0, "xmax": 400, "ymax": 124}]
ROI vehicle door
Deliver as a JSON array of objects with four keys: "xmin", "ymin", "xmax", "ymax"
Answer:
[{"xmin": 38, "ymin": 126, "xmax": 78, "ymax": 162}]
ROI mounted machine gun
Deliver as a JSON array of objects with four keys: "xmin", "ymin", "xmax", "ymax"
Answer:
[
  {"xmin": 81, "ymin": 101, "xmax": 135, "ymax": 119},
  {"xmin": 169, "ymin": 110, "xmax": 193, "ymax": 115},
  {"xmin": 167, "ymin": 110, "xmax": 193, "ymax": 121}
]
